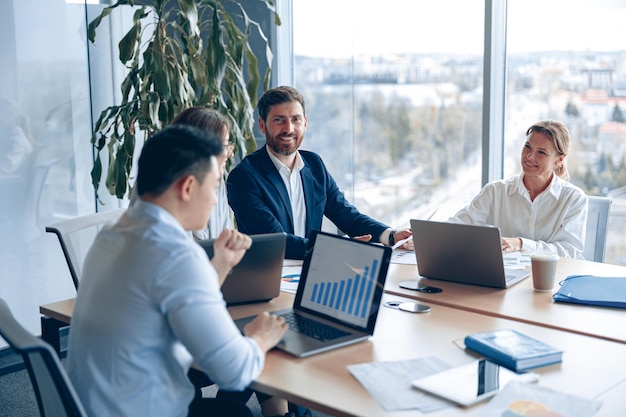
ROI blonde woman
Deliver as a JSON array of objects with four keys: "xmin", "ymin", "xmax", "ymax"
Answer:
[{"xmin": 449, "ymin": 120, "xmax": 588, "ymax": 258}]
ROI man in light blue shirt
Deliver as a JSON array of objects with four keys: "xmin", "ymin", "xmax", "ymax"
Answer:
[{"xmin": 67, "ymin": 125, "xmax": 287, "ymax": 417}]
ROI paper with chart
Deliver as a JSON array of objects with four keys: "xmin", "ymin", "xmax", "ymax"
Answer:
[
  {"xmin": 391, "ymin": 250, "xmax": 417, "ymax": 265},
  {"xmin": 281, "ymin": 262, "xmax": 302, "ymax": 294}
]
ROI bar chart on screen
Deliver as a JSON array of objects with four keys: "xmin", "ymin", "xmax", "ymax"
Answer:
[
  {"xmin": 308, "ymin": 258, "xmax": 378, "ymax": 319},
  {"xmin": 300, "ymin": 250, "xmax": 383, "ymax": 328}
]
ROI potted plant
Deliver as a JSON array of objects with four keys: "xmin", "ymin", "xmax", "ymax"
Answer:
[{"xmin": 88, "ymin": 0, "xmax": 280, "ymax": 199}]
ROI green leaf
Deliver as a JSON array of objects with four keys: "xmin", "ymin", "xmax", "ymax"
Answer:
[
  {"xmin": 118, "ymin": 17, "xmax": 140, "ymax": 63},
  {"xmin": 87, "ymin": 0, "xmax": 133, "ymax": 43},
  {"xmin": 89, "ymin": 0, "xmax": 278, "ymax": 199},
  {"xmin": 178, "ymin": 0, "xmax": 199, "ymax": 36},
  {"xmin": 90, "ymin": 153, "xmax": 102, "ymax": 194},
  {"xmin": 147, "ymin": 92, "xmax": 161, "ymax": 126}
]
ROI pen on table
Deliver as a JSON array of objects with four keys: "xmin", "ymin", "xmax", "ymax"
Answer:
[{"xmin": 392, "ymin": 236, "xmax": 413, "ymax": 250}]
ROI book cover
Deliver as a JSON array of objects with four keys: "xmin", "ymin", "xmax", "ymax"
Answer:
[{"xmin": 464, "ymin": 329, "xmax": 563, "ymax": 372}]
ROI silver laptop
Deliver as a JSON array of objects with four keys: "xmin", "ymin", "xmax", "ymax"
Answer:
[
  {"xmin": 198, "ymin": 233, "xmax": 286, "ymax": 305},
  {"xmin": 235, "ymin": 230, "xmax": 392, "ymax": 358},
  {"xmin": 410, "ymin": 219, "xmax": 529, "ymax": 289}
]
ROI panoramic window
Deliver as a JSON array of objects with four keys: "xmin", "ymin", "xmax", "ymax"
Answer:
[
  {"xmin": 294, "ymin": 0, "xmax": 626, "ymax": 264},
  {"xmin": 292, "ymin": 0, "xmax": 485, "ymax": 229},
  {"xmin": 506, "ymin": 0, "xmax": 626, "ymax": 264}
]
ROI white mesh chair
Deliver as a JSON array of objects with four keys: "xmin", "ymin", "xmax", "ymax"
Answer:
[
  {"xmin": 42, "ymin": 209, "xmax": 127, "ymax": 355},
  {"xmin": 583, "ymin": 196, "xmax": 611, "ymax": 262},
  {"xmin": 45, "ymin": 209, "xmax": 126, "ymax": 289}
]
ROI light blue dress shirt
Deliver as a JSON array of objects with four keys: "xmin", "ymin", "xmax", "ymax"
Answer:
[{"xmin": 67, "ymin": 200, "xmax": 263, "ymax": 417}]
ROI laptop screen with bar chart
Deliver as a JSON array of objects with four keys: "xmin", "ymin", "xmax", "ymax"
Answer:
[
  {"xmin": 295, "ymin": 231, "xmax": 390, "ymax": 330},
  {"xmin": 234, "ymin": 230, "xmax": 392, "ymax": 357}
]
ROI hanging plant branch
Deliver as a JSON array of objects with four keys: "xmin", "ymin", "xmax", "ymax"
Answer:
[{"xmin": 88, "ymin": 0, "xmax": 279, "ymax": 200}]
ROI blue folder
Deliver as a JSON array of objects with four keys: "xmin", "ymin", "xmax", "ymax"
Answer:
[{"xmin": 553, "ymin": 275, "xmax": 626, "ymax": 309}]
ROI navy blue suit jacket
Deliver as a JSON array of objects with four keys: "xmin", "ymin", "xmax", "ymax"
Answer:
[{"xmin": 227, "ymin": 147, "xmax": 389, "ymax": 259}]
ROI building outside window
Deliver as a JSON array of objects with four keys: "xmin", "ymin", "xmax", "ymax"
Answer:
[{"xmin": 292, "ymin": 0, "xmax": 626, "ymax": 265}]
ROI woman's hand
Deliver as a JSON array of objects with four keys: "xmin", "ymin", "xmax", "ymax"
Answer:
[{"xmin": 501, "ymin": 237, "xmax": 522, "ymax": 253}]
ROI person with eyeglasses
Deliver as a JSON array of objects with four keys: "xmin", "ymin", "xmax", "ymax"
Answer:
[
  {"xmin": 170, "ymin": 107, "xmax": 235, "ymax": 240},
  {"xmin": 128, "ymin": 107, "xmax": 236, "ymax": 241},
  {"xmin": 449, "ymin": 120, "xmax": 588, "ymax": 258}
]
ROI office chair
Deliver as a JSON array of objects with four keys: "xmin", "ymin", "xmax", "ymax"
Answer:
[
  {"xmin": 583, "ymin": 196, "xmax": 612, "ymax": 262},
  {"xmin": 22, "ymin": 158, "xmax": 61, "ymax": 242},
  {"xmin": 0, "ymin": 298, "xmax": 88, "ymax": 417},
  {"xmin": 44, "ymin": 209, "xmax": 215, "ymax": 394},
  {"xmin": 46, "ymin": 208, "xmax": 126, "ymax": 289}
]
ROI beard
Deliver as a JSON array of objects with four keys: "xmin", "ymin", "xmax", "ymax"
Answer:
[{"xmin": 265, "ymin": 132, "xmax": 303, "ymax": 156}]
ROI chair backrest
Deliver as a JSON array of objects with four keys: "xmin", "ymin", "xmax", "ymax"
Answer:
[
  {"xmin": 583, "ymin": 196, "xmax": 612, "ymax": 262},
  {"xmin": 22, "ymin": 158, "xmax": 61, "ymax": 241},
  {"xmin": 46, "ymin": 209, "xmax": 126, "ymax": 289},
  {"xmin": 0, "ymin": 299, "xmax": 87, "ymax": 417}
]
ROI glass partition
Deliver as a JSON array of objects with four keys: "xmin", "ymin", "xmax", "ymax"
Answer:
[{"xmin": 0, "ymin": 0, "xmax": 125, "ymax": 341}]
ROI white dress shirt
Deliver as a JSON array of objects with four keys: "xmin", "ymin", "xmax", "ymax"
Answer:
[
  {"xmin": 264, "ymin": 146, "xmax": 393, "ymax": 245},
  {"xmin": 266, "ymin": 146, "xmax": 307, "ymax": 237},
  {"xmin": 449, "ymin": 174, "xmax": 588, "ymax": 258},
  {"xmin": 67, "ymin": 200, "xmax": 263, "ymax": 417}
]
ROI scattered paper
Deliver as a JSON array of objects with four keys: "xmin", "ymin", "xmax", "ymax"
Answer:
[
  {"xmin": 283, "ymin": 259, "xmax": 303, "ymax": 267},
  {"xmin": 503, "ymin": 252, "xmax": 531, "ymax": 269},
  {"xmin": 471, "ymin": 381, "xmax": 602, "ymax": 417},
  {"xmin": 391, "ymin": 250, "xmax": 417, "ymax": 265},
  {"xmin": 280, "ymin": 265, "xmax": 302, "ymax": 294},
  {"xmin": 347, "ymin": 357, "xmax": 453, "ymax": 412}
]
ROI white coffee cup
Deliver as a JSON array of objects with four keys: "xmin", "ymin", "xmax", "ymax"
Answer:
[{"xmin": 531, "ymin": 252, "xmax": 559, "ymax": 292}]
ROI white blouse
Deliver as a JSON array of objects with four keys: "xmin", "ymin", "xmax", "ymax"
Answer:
[{"xmin": 449, "ymin": 174, "xmax": 588, "ymax": 258}]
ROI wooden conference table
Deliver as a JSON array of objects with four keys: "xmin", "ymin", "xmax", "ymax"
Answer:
[
  {"xmin": 40, "ymin": 292, "xmax": 626, "ymax": 417},
  {"xmin": 385, "ymin": 256, "xmax": 626, "ymax": 344}
]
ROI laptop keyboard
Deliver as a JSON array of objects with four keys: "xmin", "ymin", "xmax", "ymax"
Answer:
[{"xmin": 279, "ymin": 312, "xmax": 350, "ymax": 342}]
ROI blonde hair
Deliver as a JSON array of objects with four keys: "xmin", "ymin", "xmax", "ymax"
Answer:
[{"xmin": 525, "ymin": 120, "xmax": 570, "ymax": 180}]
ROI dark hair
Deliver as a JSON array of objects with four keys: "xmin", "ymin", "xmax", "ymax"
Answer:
[
  {"xmin": 257, "ymin": 86, "xmax": 306, "ymax": 122},
  {"xmin": 136, "ymin": 124, "xmax": 223, "ymax": 197},
  {"xmin": 525, "ymin": 120, "xmax": 571, "ymax": 180},
  {"xmin": 171, "ymin": 106, "xmax": 231, "ymax": 138}
]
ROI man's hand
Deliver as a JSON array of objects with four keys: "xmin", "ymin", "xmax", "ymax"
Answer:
[
  {"xmin": 211, "ymin": 229, "xmax": 252, "ymax": 285},
  {"xmin": 353, "ymin": 234, "xmax": 373, "ymax": 243},
  {"xmin": 243, "ymin": 312, "xmax": 288, "ymax": 353},
  {"xmin": 393, "ymin": 228, "xmax": 414, "ymax": 250}
]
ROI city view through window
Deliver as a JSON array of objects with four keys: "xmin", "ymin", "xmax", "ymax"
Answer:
[{"xmin": 293, "ymin": 0, "xmax": 626, "ymax": 264}]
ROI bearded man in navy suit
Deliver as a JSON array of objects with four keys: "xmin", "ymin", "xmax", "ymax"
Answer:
[{"xmin": 227, "ymin": 86, "xmax": 413, "ymax": 260}]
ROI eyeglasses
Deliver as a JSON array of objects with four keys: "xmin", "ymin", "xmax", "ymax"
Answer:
[{"xmin": 224, "ymin": 141, "xmax": 235, "ymax": 155}]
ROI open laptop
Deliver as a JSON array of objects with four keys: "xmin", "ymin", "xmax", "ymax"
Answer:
[
  {"xmin": 410, "ymin": 219, "xmax": 529, "ymax": 289},
  {"xmin": 198, "ymin": 233, "xmax": 286, "ymax": 305},
  {"xmin": 234, "ymin": 230, "xmax": 392, "ymax": 358}
]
